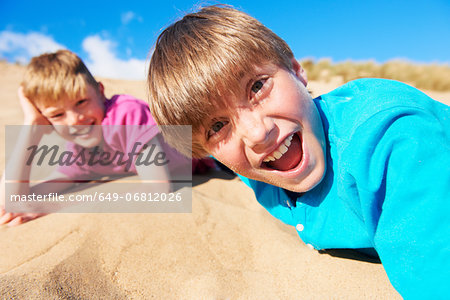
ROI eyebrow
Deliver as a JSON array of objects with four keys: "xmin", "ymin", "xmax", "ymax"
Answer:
[{"xmin": 41, "ymin": 107, "xmax": 64, "ymax": 115}]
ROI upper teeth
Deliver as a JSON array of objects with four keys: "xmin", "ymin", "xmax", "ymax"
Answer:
[
  {"xmin": 263, "ymin": 134, "xmax": 293, "ymax": 162},
  {"xmin": 69, "ymin": 126, "xmax": 91, "ymax": 135}
]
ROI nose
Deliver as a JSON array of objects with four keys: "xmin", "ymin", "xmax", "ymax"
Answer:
[
  {"xmin": 66, "ymin": 110, "xmax": 86, "ymax": 126},
  {"xmin": 236, "ymin": 109, "xmax": 274, "ymax": 152}
]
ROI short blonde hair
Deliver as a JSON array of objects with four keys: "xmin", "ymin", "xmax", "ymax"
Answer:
[
  {"xmin": 22, "ymin": 49, "xmax": 98, "ymax": 107},
  {"xmin": 148, "ymin": 5, "xmax": 294, "ymax": 158}
]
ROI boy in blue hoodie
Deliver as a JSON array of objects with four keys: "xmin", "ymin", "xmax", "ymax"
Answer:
[{"xmin": 147, "ymin": 5, "xmax": 450, "ymax": 298}]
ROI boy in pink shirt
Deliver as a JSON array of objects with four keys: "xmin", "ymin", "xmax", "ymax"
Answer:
[{"xmin": 1, "ymin": 50, "xmax": 191, "ymax": 226}]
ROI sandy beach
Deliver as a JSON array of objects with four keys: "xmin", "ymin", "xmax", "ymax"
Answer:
[{"xmin": 1, "ymin": 61, "xmax": 449, "ymax": 299}]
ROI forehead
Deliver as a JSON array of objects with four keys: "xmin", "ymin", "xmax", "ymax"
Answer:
[
  {"xmin": 36, "ymin": 81, "xmax": 94, "ymax": 103},
  {"xmin": 37, "ymin": 98, "xmax": 74, "ymax": 114},
  {"xmin": 235, "ymin": 62, "xmax": 278, "ymax": 86},
  {"xmin": 36, "ymin": 87, "xmax": 93, "ymax": 113}
]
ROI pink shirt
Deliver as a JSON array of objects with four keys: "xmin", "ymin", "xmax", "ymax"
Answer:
[{"xmin": 58, "ymin": 95, "xmax": 189, "ymax": 180}]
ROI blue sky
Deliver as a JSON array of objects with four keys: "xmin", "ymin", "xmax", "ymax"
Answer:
[{"xmin": 1, "ymin": 0, "xmax": 449, "ymax": 80}]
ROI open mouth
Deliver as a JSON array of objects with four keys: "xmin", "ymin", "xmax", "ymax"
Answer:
[
  {"xmin": 69, "ymin": 124, "xmax": 94, "ymax": 136},
  {"xmin": 262, "ymin": 133, "xmax": 303, "ymax": 171}
]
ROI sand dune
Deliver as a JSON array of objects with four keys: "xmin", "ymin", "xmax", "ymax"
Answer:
[{"xmin": 2, "ymin": 61, "xmax": 448, "ymax": 298}]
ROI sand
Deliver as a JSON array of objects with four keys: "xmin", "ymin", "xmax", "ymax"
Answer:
[{"xmin": 1, "ymin": 61, "xmax": 449, "ymax": 299}]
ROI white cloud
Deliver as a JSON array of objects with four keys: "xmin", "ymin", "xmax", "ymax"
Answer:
[
  {"xmin": 121, "ymin": 11, "xmax": 143, "ymax": 25},
  {"xmin": 0, "ymin": 31, "xmax": 65, "ymax": 63},
  {"xmin": 82, "ymin": 35, "xmax": 147, "ymax": 80},
  {"xmin": 121, "ymin": 11, "xmax": 135, "ymax": 25},
  {"xmin": 0, "ymin": 30, "xmax": 146, "ymax": 80}
]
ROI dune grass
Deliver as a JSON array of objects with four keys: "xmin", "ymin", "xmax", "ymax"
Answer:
[
  {"xmin": 3, "ymin": 59, "xmax": 449, "ymax": 91},
  {"xmin": 300, "ymin": 59, "xmax": 450, "ymax": 91}
]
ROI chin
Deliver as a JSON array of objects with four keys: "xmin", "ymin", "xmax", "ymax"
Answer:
[
  {"xmin": 72, "ymin": 127, "xmax": 103, "ymax": 148},
  {"xmin": 281, "ymin": 162, "xmax": 326, "ymax": 193},
  {"xmin": 73, "ymin": 135, "xmax": 102, "ymax": 148},
  {"xmin": 75, "ymin": 140, "xmax": 101, "ymax": 148}
]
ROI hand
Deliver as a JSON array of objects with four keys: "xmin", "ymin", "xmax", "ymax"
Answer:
[
  {"xmin": 0, "ymin": 206, "xmax": 46, "ymax": 226},
  {"xmin": 18, "ymin": 86, "xmax": 51, "ymax": 126}
]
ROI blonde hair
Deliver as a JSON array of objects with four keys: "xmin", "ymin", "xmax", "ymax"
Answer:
[
  {"xmin": 148, "ymin": 5, "xmax": 294, "ymax": 158},
  {"xmin": 21, "ymin": 49, "xmax": 98, "ymax": 107}
]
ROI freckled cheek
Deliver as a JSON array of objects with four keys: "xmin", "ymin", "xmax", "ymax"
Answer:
[
  {"xmin": 213, "ymin": 148, "xmax": 248, "ymax": 174},
  {"xmin": 272, "ymin": 94, "xmax": 306, "ymax": 116}
]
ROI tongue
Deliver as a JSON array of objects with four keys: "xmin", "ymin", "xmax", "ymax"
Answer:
[{"xmin": 267, "ymin": 134, "xmax": 302, "ymax": 171}]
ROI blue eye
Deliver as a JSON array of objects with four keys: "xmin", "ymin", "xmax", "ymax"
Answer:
[
  {"xmin": 76, "ymin": 99, "xmax": 87, "ymax": 106},
  {"xmin": 207, "ymin": 120, "xmax": 229, "ymax": 140},
  {"xmin": 251, "ymin": 80, "xmax": 264, "ymax": 93},
  {"xmin": 50, "ymin": 113, "xmax": 64, "ymax": 119},
  {"xmin": 212, "ymin": 121, "xmax": 225, "ymax": 132}
]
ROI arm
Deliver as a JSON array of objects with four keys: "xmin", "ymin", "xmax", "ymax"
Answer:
[
  {"xmin": 349, "ymin": 106, "xmax": 450, "ymax": 297},
  {"xmin": 1, "ymin": 170, "xmax": 74, "ymax": 226},
  {"xmin": 4, "ymin": 87, "xmax": 51, "ymax": 198},
  {"xmin": 0, "ymin": 88, "xmax": 75, "ymax": 226}
]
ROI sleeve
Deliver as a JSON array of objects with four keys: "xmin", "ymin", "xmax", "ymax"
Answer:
[
  {"xmin": 347, "ymin": 104, "xmax": 450, "ymax": 298},
  {"xmin": 236, "ymin": 174, "xmax": 295, "ymax": 226},
  {"xmin": 124, "ymin": 113, "xmax": 160, "ymax": 156},
  {"xmin": 105, "ymin": 97, "xmax": 160, "ymax": 155},
  {"xmin": 57, "ymin": 142, "xmax": 93, "ymax": 180}
]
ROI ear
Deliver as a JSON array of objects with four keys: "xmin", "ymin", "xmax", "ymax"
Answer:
[
  {"xmin": 97, "ymin": 81, "xmax": 105, "ymax": 94},
  {"xmin": 291, "ymin": 58, "xmax": 308, "ymax": 87},
  {"xmin": 97, "ymin": 82, "xmax": 106, "ymax": 101}
]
